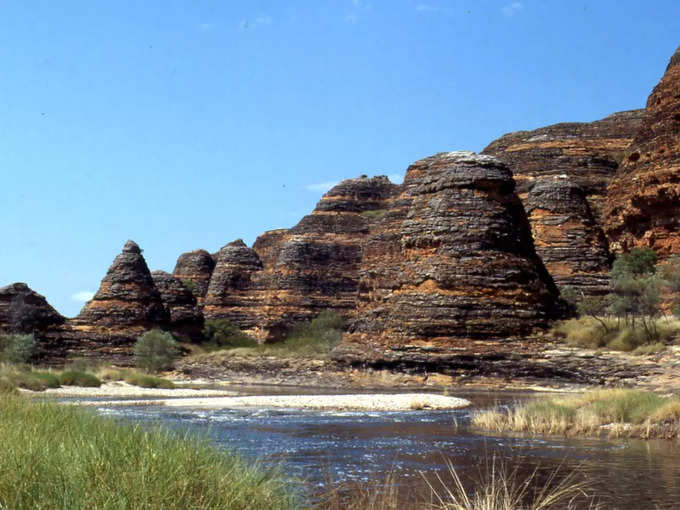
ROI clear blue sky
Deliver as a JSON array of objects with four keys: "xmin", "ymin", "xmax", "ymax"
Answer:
[{"xmin": 2, "ymin": 1, "xmax": 679, "ymax": 317}]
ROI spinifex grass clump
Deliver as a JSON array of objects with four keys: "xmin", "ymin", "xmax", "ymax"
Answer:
[
  {"xmin": 58, "ymin": 369, "xmax": 102, "ymax": 387},
  {"xmin": 0, "ymin": 365, "xmax": 60, "ymax": 391},
  {"xmin": 95, "ymin": 366, "xmax": 176, "ymax": 388},
  {"xmin": 0, "ymin": 395, "xmax": 299, "ymax": 510},
  {"xmin": 473, "ymin": 389, "xmax": 680, "ymax": 439}
]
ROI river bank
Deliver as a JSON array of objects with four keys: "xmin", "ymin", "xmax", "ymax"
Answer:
[{"xmin": 172, "ymin": 342, "xmax": 680, "ymax": 394}]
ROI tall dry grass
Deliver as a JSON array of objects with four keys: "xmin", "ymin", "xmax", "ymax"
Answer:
[{"xmin": 472, "ymin": 389, "xmax": 680, "ymax": 439}]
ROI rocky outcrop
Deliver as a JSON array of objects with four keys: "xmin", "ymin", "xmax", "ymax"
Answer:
[
  {"xmin": 241, "ymin": 176, "xmax": 401, "ymax": 340},
  {"xmin": 253, "ymin": 229, "xmax": 289, "ymax": 268},
  {"xmin": 524, "ymin": 179, "xmax": 612, "ymax": 295},
  {"xmin": 202, "ymin": 240, "xmax": 263, "ymax": 329},
  {"xmin": 483, "ymin": 109, "xmax": 644, "ymax": 222},
  {"xmin": 172, "ymin": 249, "xmax": 215, "ymax": 303},
  {"xmin": 604, "ymin": 46, "xmax": 680, "ymax": 258},
  {"xmin": 151, "ymin": 270, "xmax": 203, "ymax": 341},
  {"xmin": 76, "ymin": 240, "xmax": 168, "ymax": 330},
  {"xmin": 482, "ymin": 111, "xmax": 643, "ymax": 295},
  {"xmin": 338, "ymin": 152, "xmax": 562, "ymax": 362},
  {"xmin": 0, "ymin": 282, "xmax": 64, "ymax": 334}
]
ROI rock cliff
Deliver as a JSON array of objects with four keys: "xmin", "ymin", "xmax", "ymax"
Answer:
[
  {"xmin": 0, "ymin": 282, "xmax": 64, "ymax": 334},
  {"xmin": 151, "ymin": 270, "xmax": 203, "ymax": 340},
  {"xmin": 172, "ymin": 249, "xmax": 215, "ymax": 304},
  {"xmin": 482, "ymin": 111, "xmax": 642, "ymax": 295},
  {"xmin": 483, "ymin": 110, "xmax": 644, "ymax": 221},
  {"xmin": 604, "ymin": 47, "xmax": 680, "ymax": 258},
  {"xmin": 338, "ymin": 152, "xmax": 562, "ymax": 362}
]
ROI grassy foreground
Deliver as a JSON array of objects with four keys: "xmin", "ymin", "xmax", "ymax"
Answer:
[
  {"xmin": 0, "ymin": 395, "xmax": 298, "ymax": 510},
  {"xmin": 473, "ymin": 389, "xmax": 680, "ymax": 439}
]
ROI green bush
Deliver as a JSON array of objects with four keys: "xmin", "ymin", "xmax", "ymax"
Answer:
[
  {"xmin": 0, "ymin": 334, "xmax": 36, "ymax": 363},
  {"xmin": 134, "ymin": 329, "xmax": 179, "ymax": 373},
  {"xmin": 181, "ymin": 278, "xmax": 200, "ymax": 294},
  {"xmin": 202, "ymin": 319, "xmax": 258, "ymax": 349},
  {"xmin": 58, "ymin": 370, "xmax": 101, "ymax": 388},
  {"xmin": 282, "ymin": 311, "xmax": 345, "ymax": 356}
]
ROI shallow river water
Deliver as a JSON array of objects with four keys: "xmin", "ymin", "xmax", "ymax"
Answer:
[{"xmin": 84, "ymin": 389, "xmax": 680, "ymax": 508}]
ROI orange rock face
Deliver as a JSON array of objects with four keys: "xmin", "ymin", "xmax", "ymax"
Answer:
[{"xmin": 604, "ymin": 47, "xmax": 680, "ymax": 258}]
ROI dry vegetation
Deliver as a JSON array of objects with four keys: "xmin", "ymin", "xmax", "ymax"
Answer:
[{"xmin": 472, "ymin": 389, "xmax": 680, "ymax": 439}]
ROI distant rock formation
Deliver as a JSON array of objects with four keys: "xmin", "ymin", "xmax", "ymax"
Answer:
[
  {"xmin": 483, "ymin": 110, "xmax": 644, "ymax": 222},
  {"xmin": 0, "ymin": 282, "xmax": 64, "ymax": 334},
  {"xmin": 76, "ymin": 240, "xmax": 168, "ymax": 329},
  {"xmin": 339, "ymin": 152, "xmax": 562, "ymax": 360},
  {"xmin": 172, "ymin": 249, "xmax": 215, "ymax": 304},
  {"xmin": 241, "ymin": 176, "xmax": 401, "ymax": 340},
  {"xmin": 151, "ymin": 270, "xmax": 203, "ymax": 341},
  {"xmin": 202, "ymin": 239, "xmax": 263, "ymax": 329},
  {"xmin": 605, "ymin": 46, "xmax": 680, "ymax": 258}
]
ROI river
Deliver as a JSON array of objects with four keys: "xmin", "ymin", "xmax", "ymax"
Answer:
[{"xmin": 80, "ymin": 389, "xmax": 680, "ymax": 508}]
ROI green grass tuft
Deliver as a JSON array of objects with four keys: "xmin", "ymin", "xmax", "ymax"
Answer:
[
  {"xmin": 0, "ymin": 394, "xmax": 298, "ymax": 509},
  {"xmin": 58, "ymin": 370, "xmax": 102, "ymax": 387}
]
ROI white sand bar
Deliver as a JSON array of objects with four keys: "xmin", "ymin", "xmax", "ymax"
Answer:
[
  {"xmin": 37, "ymin": 381, "xmax": 239, "ymax": 399},
  {"xmin": 82, "ymin": 393, "xmax": 471, "ymax": 411}
]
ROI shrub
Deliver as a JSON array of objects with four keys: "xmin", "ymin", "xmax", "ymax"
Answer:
[
  {"xmin": 123, "ymin": 372, "xmax": 175, "ymax": 389},
  {"xmin": 58, "ymin": 370, "xmax": 101, "ymax": 387},
  {"xmin": 281, "ymin": 311, "xmax": 345, "ymax": 356},
  {"xmin": 0, "ymin": 333, "xmax": 36, "ymax": 363},
  {"xmin": 202, "ymin": 319, "xmax": 258, "ymax": 349},
  {"xmin": 134, "ymin": 329, "xmax": 179, "ymax": 373},
  {"xmin": 181, "ymin": 278, "xmax": 200, "ymax": 294}
]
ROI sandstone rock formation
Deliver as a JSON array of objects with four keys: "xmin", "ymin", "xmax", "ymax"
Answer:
[
  {"xmin": 483, "ymin": 109, "xmax": 644, "ymax": 221},
  {"xmin": 252, "ymin": 229, "xmax": 289, "ymax": 268},
  {"xmin": 339, "ymin": 151, "xmax": 562, "ymax": 361},
  {"xmin": 243, "ymin": 175, "xmax": 401, "ymax": 340},
  {"xmin": 605, "ymin": 46, "xmax": 680, "ymax": 258},
  {"xmin": 202, "ymin": 239, "xmax": 264, "ymax": 329},
  {"xmin": 523, "ymin": 179, "xmax": 612, "ymax": 295},
  {"xmin": 76, "ymin": 240, "xmax": 168, "ymax": 329},
  {"xmin": 151, "ymin": 270, "xmax": 203, "ymax": 340},
  {"xmin": 0, "ymin": 282, "xmax": 64, "ymax": 334},
  {"xmin": 172, "ymin": 249, "xmax": 215, "ymax": 304},
  {"xmin": 482, "ymin": 110, "xmax": 643, "ymax": 295}
]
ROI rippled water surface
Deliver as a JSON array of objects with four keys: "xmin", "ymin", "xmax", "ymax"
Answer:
[{"xmin": 88, "ymin": 390, "xmax": 680, "ymax": 508}]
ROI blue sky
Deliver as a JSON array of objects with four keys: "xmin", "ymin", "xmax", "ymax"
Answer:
[{"xmin": 2, "ymin": 0, "xmax": 679, "ymax": 317}]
